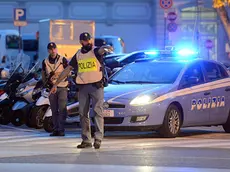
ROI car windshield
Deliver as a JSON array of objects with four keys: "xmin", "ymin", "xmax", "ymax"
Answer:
[
  {"xmin": 110, "ymin": 61, "xmax": 185, "ymax": 84},
  {"xmin": 104, "ymin": 37, "xmax": 124, "ymax": 54},
  {"xmin": 6, "ymin": 35, "xmax": 21, "ymax": 49},
  {"xmin": 95, "ymin": 37, "xmax": 124, "ymax": 54}
]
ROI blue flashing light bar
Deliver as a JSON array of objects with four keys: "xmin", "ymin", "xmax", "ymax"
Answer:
[
  {"xmin": 176, "ymin": 49, "xmax": 198, "ymax": 56},
  {"xmin": 143, "ymin": 48, "xmax": 199, "ymax": 61}
]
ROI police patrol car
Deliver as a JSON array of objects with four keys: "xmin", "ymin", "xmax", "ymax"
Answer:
[{"xmin": 90, "ymin": 49, "xmax": 230, "ymax": 138}]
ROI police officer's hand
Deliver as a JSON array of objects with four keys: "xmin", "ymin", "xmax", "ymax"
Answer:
[
  {"xmin": 50, "ymin": 85, "xmax": 57, "ymax": 94},
  {"xmin": 99, "ymin": 45, "xmax": 113, "ymax": 55}
]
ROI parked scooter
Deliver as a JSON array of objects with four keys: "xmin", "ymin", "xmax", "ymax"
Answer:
[
  {"xmin": 43, "ymin": 100, "xmax": 80, "ymax": 133},
  {"xmin": 27, "ymin": 61, "xmax": 63, "ymax": 129},
  {"xmin": 10, "ymin": 62, "xmax": 41, "ymax": 126},
  {"xmin": 29, "ymin": 88, "xmax": 50, "ymax": 129},
  {"xmin": 0, "ymin": 63, "xmax": 25, "ymax": 125},
  {"xmin": 29, "ymin": 79, "xmax": 79, "ymax": 130},
  {"xmin": 24, "ymin": 79, "xmax": 43, "ymax": 127}
]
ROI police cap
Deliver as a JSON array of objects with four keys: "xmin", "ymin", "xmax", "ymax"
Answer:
[
  {"xmin": 47, "ymin": 42, "xmax": 57, "ymax": 49},
  {"xmin": 79, "ymin": 32, "xmax": 92, "ymax": 41}
]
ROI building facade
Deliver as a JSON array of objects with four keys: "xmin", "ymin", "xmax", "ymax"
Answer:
[{"xmin": 0, "ymin": 0, "xmax": 228, "ymax": 62}]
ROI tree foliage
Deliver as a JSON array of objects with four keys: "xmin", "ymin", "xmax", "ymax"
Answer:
[{"xmin": 213, "ymin": 0, "xmax": 230, "ymax": 8}]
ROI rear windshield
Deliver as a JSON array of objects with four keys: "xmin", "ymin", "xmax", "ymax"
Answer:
[{"xmin": 23, "ymin": 39, "xmax": 38, "ymax": 51}]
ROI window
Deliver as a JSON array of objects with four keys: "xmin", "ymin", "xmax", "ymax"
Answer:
[
  {"xmin": 217, "ymin": 64, "xmax": 229, "ymax": 78},
  {"xmin": 6, "ymin": 35, "xmax": 21, "ymax": 49},
  {"xmin": 104, "ymin": 37, "xmax": 124, "ymax": 54},
  {"xmin": 202, "ymin": 62, "xmax": 223, "ymax": 81},
  {"xmin": 23, "ymin": 40, "xmax": 38, "ymax": 51},
  {"xmin": 95, "ymin": 37, "xmax": 125, "ymax": 54},
  {"xmin": 181, "ymin": 6, "xmax": 217, "ymax": 20},
  {"xmin": 179, "ymin": 63, "xmax": 204, "ymax": 89}
]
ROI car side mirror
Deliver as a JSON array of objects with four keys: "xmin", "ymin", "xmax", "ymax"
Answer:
[{"xmin": 187, "ymin": 76, "xmax": 199, "ymax": 84}]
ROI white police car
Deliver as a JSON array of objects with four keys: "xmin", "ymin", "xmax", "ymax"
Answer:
[{"xmin": 91, "ymin": 49, "xmax": 230, "ymax": 138}]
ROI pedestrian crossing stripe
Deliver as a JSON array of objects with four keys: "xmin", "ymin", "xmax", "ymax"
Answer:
[
  {"xmin": 1, "ymin": 133, "xmax": 230, "ymax": 149},
  {"xmin": 0, "ymin": 163, "xmax": 230, "ymax": 172}
]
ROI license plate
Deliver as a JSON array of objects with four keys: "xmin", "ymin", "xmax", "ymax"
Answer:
[{"xmin": 103, "ymin": 109, "xmax": 114, "ymax": 117}]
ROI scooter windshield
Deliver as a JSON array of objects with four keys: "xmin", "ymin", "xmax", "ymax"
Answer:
[
  {"xmin": 4, "ymin": 63, "xmax": 24, "ymax": 95},
  {"xmin": 7, "ymin": 63, "xmax": 24, "ymax": 83},
  {"xmin": 22, "ymin": 61, "xmax": 40, "ymax": 83}
]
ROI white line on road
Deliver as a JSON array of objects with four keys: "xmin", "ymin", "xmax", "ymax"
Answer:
[
  {"xmin": 0, "ymin": 124, "xmax": 42, "ymax": 133},
  {"xmin": 0, "ymin": 163, "xmax": 229, "ymax": 172}
]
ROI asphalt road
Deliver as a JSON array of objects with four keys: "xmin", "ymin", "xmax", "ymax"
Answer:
[{"xmin": 0, "ymin": 124, "xmax": 230, "ymax": 172}]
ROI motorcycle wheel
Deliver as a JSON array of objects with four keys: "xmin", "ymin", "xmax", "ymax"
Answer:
[
  {"xmin": 43, "ymin": 116, "xmax": 53, "ymax": 133},
  {"xmin": 30, "ymin": 106, "xmax": 49, "ymax": 129},
  {"xmin": 11, "ymin": 110, "xmax": 24, "ymax": 126},
  {"xmin": 0, "ymin": 106, "xmax": 11, "ymax": 125}
]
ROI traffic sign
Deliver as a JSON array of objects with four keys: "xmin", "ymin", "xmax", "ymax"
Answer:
[
  {"xmin": 167, "ymin": 22, "xmax": 177, "ymax": 32},
  {"xmin": 13, "ymin": 8, "xmax": 27, "ymax": 26},
  {"xmin": 205, "ymin": 39, "xmax": 213, "ymax": 49},
  {"xmin": 160, "ymin": 0, "xmax": 173, "ymax": 9},
  {"xmin": 167, "ymin": 12, "xmax": 177, "ymax": 21}
]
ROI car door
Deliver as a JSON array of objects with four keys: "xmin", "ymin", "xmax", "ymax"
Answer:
[
  {"xmin": 201, "ymin": 61, "xmax": 229, "ymax": 124},
  {"xmin": 178, "ymin": 62, "xmax": 209, "ymax": 126}
]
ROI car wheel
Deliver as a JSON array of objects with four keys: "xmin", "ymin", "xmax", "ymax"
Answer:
[
  {"xmin": 43, "ymin": 116, "xmax": 53, "ymax": 133},
  {"xmin": 11, "ymin": 110, "xmax": 24, "ymax": 126},
  {"xmin": 0, "ymin": 106, "xmax": 11, "ymax": 125},
  {"xmin": 223, "ymin": 113, "xmax": 230, "ymax": 133},
  {"xmin": 30, "ymin": 106, "xmax": 49, "ymax": 129},
  {"xmin": 159, "ymin": 104, "xmax": 182, "ymax": 138}
]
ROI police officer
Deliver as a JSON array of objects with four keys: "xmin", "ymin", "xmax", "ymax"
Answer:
[
  {"xmin": 50, "ymin": 32, "xmax": 112, "ymax": 149},
  {"xmin": 42, "ymin": 42, "xmax": 69, "ymax": 136}
]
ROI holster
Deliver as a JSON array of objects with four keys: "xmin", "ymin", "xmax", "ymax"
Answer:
[{"xmin": 93, "ymin": 81, "xmax": 103, "ymax": 89}]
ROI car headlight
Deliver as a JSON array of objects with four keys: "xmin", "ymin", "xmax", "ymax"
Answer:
[{"xmin": 130, "ymin": 94, "xmax": 157, "ymax": 106}]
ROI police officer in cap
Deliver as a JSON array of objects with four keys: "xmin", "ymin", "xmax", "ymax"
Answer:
[
  {"xmin": 50, "ymin": 32, "xmax": 112, "ymax": 149},
  {"xmin": 42, "ymin": 42, "xmax": 69, "ymax": 136}
]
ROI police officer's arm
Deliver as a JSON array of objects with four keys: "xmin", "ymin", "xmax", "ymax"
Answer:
[
  {"xmin": 53, "ymin": 66, "xmax": 73, "ymax": 87},
  {"xmin": 98, "ymin": 45, "xmax": 113, "ymax": 55}
]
